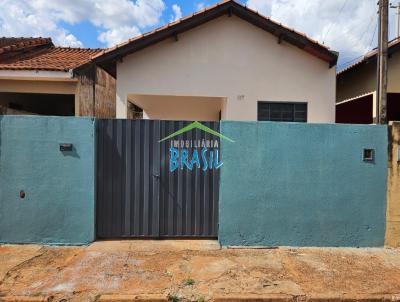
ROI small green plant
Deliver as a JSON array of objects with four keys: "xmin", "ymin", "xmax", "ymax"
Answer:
[
  {"xmin": 197, "ymin": 297, "xmax": 205, "ymax": 302},
  {"xmin": 167, "ymin": 294, "xmax": 181, "ymax": 302},
  {"xmin": 183, "ymin": 278, "xmax": 195, "ymax": 286}
]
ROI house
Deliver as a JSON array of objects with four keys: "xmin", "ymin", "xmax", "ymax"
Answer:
[
  {"xmin": 0, "ymin": 37, "xmax": 115, "ymax": 117},
  {"xmin": 0, "ymin": 1, "xmax": 338, "ymax": 122},
  {"xmin": 336, "ymin": 38, "xmax": 400, "ymax": 124},
  {"xmin": 88, "ymin": 0, "xmax": 338, "ymax": 123}
]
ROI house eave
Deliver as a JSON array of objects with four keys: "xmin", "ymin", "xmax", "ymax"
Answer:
[
  {"xmin": 0, "ymin": 69, "xmax": 76, "ymax": 82},
  {"xmin": 92, "ymin": 1, "xmax": 338, "ymax": 69}
]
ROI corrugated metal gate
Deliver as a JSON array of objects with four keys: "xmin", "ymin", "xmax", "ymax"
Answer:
[{"xmin": 96, "ymin": 119, "xmax": 219, "ymax": 238}]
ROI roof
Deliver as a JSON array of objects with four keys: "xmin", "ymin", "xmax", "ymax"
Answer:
[
  {"xmin": 0, "ymin": 37, "xmax": 102, "ymax": 72},
  {"xmin": 338, "ymin": 37, "xmax": 400, "ymax": 75},
  {"xmin": 0, "ymin": 37, "xmax": 52, "ymax": 54},
  {"xmin": 91, "ymin": 0, "xmax": 338, "ymax": 75}
]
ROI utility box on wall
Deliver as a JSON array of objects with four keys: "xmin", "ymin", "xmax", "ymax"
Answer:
[{"xmin": 0, "ymin": 116, "xmax": 96, "ymax": 245}]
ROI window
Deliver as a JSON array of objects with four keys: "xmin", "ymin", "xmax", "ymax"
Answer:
[{"xmin": 257, "ymin": 102, "xmax": 307, "ymax": 122}]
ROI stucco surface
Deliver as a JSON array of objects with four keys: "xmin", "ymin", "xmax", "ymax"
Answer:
[
  {"xmin": 0, "ymin": 79, "xmax": 76, "ymax": 95},
  {"xmin": 385, "ymin": 122, "xmax": 400, "ymax": 247},
  {"xmin": 219, "ymin": 122, "xmax": 388, "ymax": 247},
  {"xmin": 0, "ymin": 116, "xmax": 95, "ymax": 244}
]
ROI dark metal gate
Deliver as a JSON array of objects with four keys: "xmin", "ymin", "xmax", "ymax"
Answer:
[{"xmin": 96, "ymin": 119, "xmax": 219, "ymax": 238}]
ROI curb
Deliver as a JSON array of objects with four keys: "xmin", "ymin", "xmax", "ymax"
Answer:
[
  {"xmin": 214, "ymin": 293, "xmax": 294, "ymax": 301},
  {"xmin": 308, "ymin": 294, "xmax": 400, "ymax": 301},
  {"xmin": 3, "ymin": 294, "xmax": 400, "ymax": 302},
  {"xmin": 214, "ymin": 294, "xmax": 400, "ymax": 302},
  {"xmin": 98, "ymin": 295, "xmax": 167, "ymax": 302},
  {"xmin": 0, "ymin": 297, "xmax": 51, "ymax": 302}
]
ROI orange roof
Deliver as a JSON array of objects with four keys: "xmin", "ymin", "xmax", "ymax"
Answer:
[
  {"xmin": 0, "ymin": 37, "xmax": 52, "ymax": 55},
  {"xmin": 92, "ymin": 0, "xmax": 338, "ymax": 68},
  {"xmin": 0, "ymin": 37, "xmax": 103, "ymax": 71}
]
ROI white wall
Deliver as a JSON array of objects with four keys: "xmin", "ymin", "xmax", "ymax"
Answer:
[{"xmin": 117, "ymin": 15, "xmax": 336, "ymax": 122}]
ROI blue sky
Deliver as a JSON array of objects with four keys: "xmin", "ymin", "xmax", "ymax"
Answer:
[
  {"xmin": 59, "ymin": 1, "xmax": 230, "ymax": 49},
  {"xmin": 0, "ymin": 0, "xmax": 397, "ymax": 68}
]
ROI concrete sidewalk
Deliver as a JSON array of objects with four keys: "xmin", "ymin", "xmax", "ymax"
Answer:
[{"xmin": 1, "ymin": 241, "xmax": 400, "ymax": 302}]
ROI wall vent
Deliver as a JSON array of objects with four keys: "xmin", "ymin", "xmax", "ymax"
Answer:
[{"xmin": 363, "ymin": 148, "xmax": 375, "ymax": 162}]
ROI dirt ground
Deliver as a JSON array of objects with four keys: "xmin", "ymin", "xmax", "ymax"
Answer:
[{"xmin": 1, "ymin": 240, "xmax": 400, "ymax": 301}]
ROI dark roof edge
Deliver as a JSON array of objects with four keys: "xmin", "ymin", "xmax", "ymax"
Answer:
[
  {"xmin": 338, "ymin": 38, "xmax": 400, "ymax": 75},
  {"xmin": 0, "ymin": 37, "xmax": 53, "ymax": 56},
  {"xmin": 90, "ymin": 0, "xmax": 338, "ymax": 69}
]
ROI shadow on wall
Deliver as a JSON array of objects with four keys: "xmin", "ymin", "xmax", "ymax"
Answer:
[
  {"xmin": 60, "ymin": 146, "xmax": 80, "ymax": 159},
  {"xmin": 0, "ymin": 115, "xmax": 3, "ymax": 163}
]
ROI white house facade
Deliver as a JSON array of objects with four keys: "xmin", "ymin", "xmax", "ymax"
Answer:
[{"xmin": 93, "ymin": 0, "xmax": 338, "ymax": 123}]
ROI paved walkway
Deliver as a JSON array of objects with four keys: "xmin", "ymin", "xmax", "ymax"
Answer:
[{"xmin": 1, "ymin": 241, "xmax": 400, "ymax": 301}]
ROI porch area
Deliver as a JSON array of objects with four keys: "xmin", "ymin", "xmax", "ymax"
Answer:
[
  {"xmin": 127, "ymin": 94, "xmax": 226, "ymax": 121},
  {"xmin": 336, "ymin": 91, "xmax": 400, "ymax": 124}
]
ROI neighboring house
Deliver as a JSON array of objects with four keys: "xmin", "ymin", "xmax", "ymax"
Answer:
[
  {"xmin": 336, "ymin": 38, "xmax": 400, "ymax": 124},
  {"xmin": 89, "ymin": 0, "xmax": 338, "ymax": 122},
  {"xmin": 0, "ymin": 37, "xmax": 115, "ymax": 117}
]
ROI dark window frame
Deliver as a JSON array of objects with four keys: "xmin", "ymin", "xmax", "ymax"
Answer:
[{"xmin": 257, "ymin": 101, "xmax": 308, "ymax": 123}]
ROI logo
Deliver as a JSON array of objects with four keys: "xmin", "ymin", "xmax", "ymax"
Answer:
[{"xmin": 159, "ymin": 121, "xmax": 234, "ymax": 172}]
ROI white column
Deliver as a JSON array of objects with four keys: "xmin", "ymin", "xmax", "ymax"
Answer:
[
  {"xmin": 116, "ymin": 89, "xmax": 128, "ymax": 118},
  {"xmin": 372, "ymin": 90, "xmax": 377, "ymax": 123}
]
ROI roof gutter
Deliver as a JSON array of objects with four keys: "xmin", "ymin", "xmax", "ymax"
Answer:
[{"xmin": 0, "ymin": 69, "xmax": 76, "ymax": 81}]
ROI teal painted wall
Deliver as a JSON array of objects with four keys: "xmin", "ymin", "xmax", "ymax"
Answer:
[
  {"xmin": 0, "ymin": 116, "xmax": 95, "ymax": 245},
  {"xmin": 219, "ymin": 122, "xmax": 388, "ymax": 247}
]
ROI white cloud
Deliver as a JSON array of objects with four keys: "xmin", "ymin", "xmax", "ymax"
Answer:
[
  {"xmin": 57, "ymin": 32, "xmax": 84, "ymax": 48},
  {"xmin": 1, "ymin": 0, "xmax": 397, "ymax": 66},
  {"xmin": 246, "ymin": 0, "xmax": 270, "ymax": 16},
  {"xmin": 196, "ymin": 2, "xmax": 206, "ymax": 11},
  {"xmin": 0, "ymin": 0, "xmax": 83, "ymax": 47},
  {"xmin": 98, "ymin": 26, "xmax": 141, "ymax": 46},
  {"xmin": 246, "ymin": 0, "xmax": 397, "ymax": 67},
  {"xmin": 171, "ymin": 4, "xmax": 182, "ymax": 22},
  {"xmin": 0, "ymin": 0, "xmax": 166, "ymax": 47}
]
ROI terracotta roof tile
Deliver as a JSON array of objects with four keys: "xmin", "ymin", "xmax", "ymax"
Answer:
[
  {"xmin": 0, "ymin": 37, "xmax": 52, "ymax": 55},
  {"xmin": 0, "ymin": 45, "xmax": 103, "ymax": 71},
  {"xmin": 91, "ymin": 0, "xmax": 337, "ymax": 66}
]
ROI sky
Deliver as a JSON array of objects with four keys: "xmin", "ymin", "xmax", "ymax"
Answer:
[{"xmin": 0, "ymin": 0, "xmax": 398, "ymax": 69}]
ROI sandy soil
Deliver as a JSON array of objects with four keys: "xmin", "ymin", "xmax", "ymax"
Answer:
[{"xmin": 1, "ymin": 241, "xmax": 400, "ymax": 301}]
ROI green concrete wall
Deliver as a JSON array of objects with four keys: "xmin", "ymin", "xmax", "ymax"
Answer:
[
  {"xmin": 0, "ymin": 116, "xmax": 95, "ymax": 245},
  {"xmin": 219, "ymin": 122, "xmax": 388, "ymax": 247}
]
